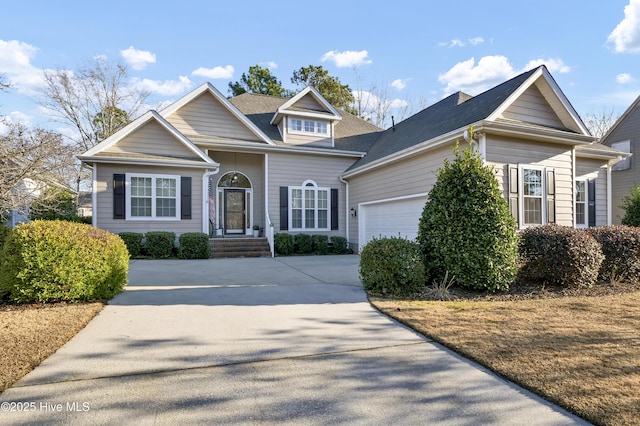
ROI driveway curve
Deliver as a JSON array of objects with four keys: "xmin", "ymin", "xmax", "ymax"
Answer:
[{"xmin": 0, "ymin": 255, "xmax": 587, "ymax": 425}]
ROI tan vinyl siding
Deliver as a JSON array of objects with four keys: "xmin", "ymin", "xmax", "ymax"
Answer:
[
  {"xmin": 486, "ymin": 136, "xmax": 573, "ymax": 226},
  {"xmin": 207, "ymin": 151, "xmax": 265, "ymax": 228},
  {"xmin": 95, "ymin": 164, "xmax": 204, "ymax": 236},
  {"xmin": 346, "ymin": 144, "xmax": 455, "ymax": 245},
  {"xmin": 267, "ymin": 152, "xmax": 356, "ymax": 236},
  {"xmin": 604, "ymin": 106, "xmax": 640, "ymax": 223},
  {"xmin": 292, "ymin": 94, "xmax": 326, "ymax": 112},
  {"xmin": 501, "ymin": 85, "xmax": 565, "ymax": 128},
  {"xmin": 105, "ymin": 121, "xmax": 195, "ymax": 157},
  {"xmin": 576, "ymin": 158, "xmax": 608, "ymax": 226},
  {"xmin": 285, "ymin": 130, "xmax": 332, "ymax": 147},
  {"xmin": 165, "ymin": 93, "xmax": 260, "ymax": 141}
]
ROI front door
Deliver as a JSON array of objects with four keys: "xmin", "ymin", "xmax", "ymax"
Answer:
[{"xmin": 224, "ymin": 189, "xmax": 245, "ymax": 234}]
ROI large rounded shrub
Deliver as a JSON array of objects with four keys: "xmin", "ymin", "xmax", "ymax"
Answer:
[
  {"xmin": 518, "ymin": 224, "xmax": 604, "ymax": 288},
  {"xmin": 0, "ymin": 220, "xmax": 129, "ymax": 303},
  {"xmin": 360, "ymin": 235, "xmax": 426, "ymax": 296},
  {"xmin": 588, "ymin": 225, "xmax": 640, "ymax": 283},
  {"xmin": 417, "ymin": 137, "xmax": 518, "ymax": 292}
]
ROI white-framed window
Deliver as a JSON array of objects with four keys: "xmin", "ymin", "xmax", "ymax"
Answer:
[
  {"xmin": 575, "ymin": 179, "xmax": 587, "ymax": 227},
  {"xmin": 289, "ymin": 180, "xmax": 330, "ymax": 230},
  {"xmin": 288, "ymin": 118, "xmax": 329, "ymax": 135},
  {"xmin": 611, "ymin": 140, "xmax": 631, "ymax": 171},
  {"xmin": 126, "ymin": 173, "xmax": 180, "ymax": 220},
  {"xmin": 520, "ymin": 165, "xmax": 545, "ymax": 226}
]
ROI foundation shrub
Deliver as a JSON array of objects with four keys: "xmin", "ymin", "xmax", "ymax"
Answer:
[
  {"xmin": 118, "ymin": 232, "xmax": 143, "ymax": 257},
  {"xmin": 0, "ymin": 222, "xmax": 10, "ymax": 250},
  {"xmin": 178, "ymin": 232, "xmax": 211, "ymax": 259},
  {"xmin": 330, "ymin": 236, "xmax": 347, "ymax": 254},
  {"xmin": 417, "ymin": 136, "xmax": 518, "ymax": 292},
  {"xmin": 312, "ymin": 234, "xmax": 329, "ymax": 254},
  {"xmin": 274, "ymin": 233, "xmax": 294, "ymax": 255},
  {"xmin": 588, "ymin": 225, "xmax": 640, "ymax": 283},
  {"xmin": 360, "ymin": 235, "xmax": 426, "ymax": 296},
  {"xmin": 518, "ymin": 224, "xmax": 604, "ymax": 288},
  {"xmin": 0, "ymin": 220, "xmax": 129, "ymax": 303},
  {"xmin": 294, "ymin": 233, "xmax": 313, "ymax": 254},
  {"xmin": 145, "ymin": 231, "xmax": 175, "ymax": 259}
]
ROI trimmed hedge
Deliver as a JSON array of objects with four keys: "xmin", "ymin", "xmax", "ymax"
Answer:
[
  {"xmin": 518, "ymin": 224, "xmax": 604, "ymax": 288},
  {"xmin": 118, "ymin": 232, "xmax": 143, "ymax": 257},
  {"xmin": 360, "ymin": 235, "xmax": 426, "ymax": 296},
  {"xmin": 331, "ymin": 236, "xmax": 347, "ymax": 254},
  {"xmin": 0, "ymin": 220, "xmax": 129, "ymax": 303},
  {"xmin": 588, "ymin": 225, "xmax": 640, "ymax": 283},
  {"xmin": 275, "ymin": 233, "xmax": 294, "ymax": 255},
  {"xmin": 621, "ymin": 186, "xmax": 640, "ymax": 227},
  {"xmin": 294, "ymin": 233, "xmax": 313, "ymax": 254},
  {"xmin": 178, "ymin": 232, "xmax": 211, "ymax": 259},
  {"xmin": 145, "ymin": 231, "xmax": 175, "ymax": 259},
  {"xmin": 313, "ymin": 234, "xmax": 329, "ymax": 254}
]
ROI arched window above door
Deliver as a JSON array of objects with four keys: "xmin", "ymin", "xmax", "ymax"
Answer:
[{"xmin": 218, "ymin": 172, "xmax": 251, "ymax": 188}]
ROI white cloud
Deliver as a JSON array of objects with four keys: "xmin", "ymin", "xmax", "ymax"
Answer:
[
  {"xmin": 523, "ymin": 58, "xmax": 570, "ymax": 74},
  {"xmin": 439, "ymin": 56, "xmax": 572, "ymax": 96},
  {"xmin": 120, "ymin": 46, "xmax": 156, "ymax": 70},
  {"xmin": 321, "ymin": 50, "xmax": 372, "ymax": 67},
  {"xmin": 0, "ymin": 39, "xmax": 46, "ymax": 95},
  {"xmin": 192, "ymin": 65, "xmax": 234, "ymax": 79},
  {"xmin": 438, "ymin": 56, "xmax": 517, "ymax": 95},
  {"xmin": 439, "ymin": 37, "xmax": 484, "ymax": 48},
  {"xmin": 617, "ymin": 72, "xmax": 635, "ymax": 84},
  {"xmin": 130, "ymin": 76, "xmax": 193, "ymax": 96},
  {"xmin": 450, "ymin": 39, "xmax": 464, "ymax": 47},
  {"xmin": 391, "ymin": 78, "xmax": 408, "ymax": 90},
  {"xmin": 608, "ymin": 0, "xmax": 640, "ymax": 53},
  {"xmin": 469, "ymin": 37, "xmax": 485, "ymax": 46},
  {"xmin": 266, "ymin": 61, "xmax": 278, "ymax": 69}
]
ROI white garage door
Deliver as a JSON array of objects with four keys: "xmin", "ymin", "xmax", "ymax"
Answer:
[{"xmin": 359, "ymin": 195, "xmax": 427, "ymax": 250}]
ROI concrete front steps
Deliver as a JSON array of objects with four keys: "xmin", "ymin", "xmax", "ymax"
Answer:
[{"xmin": 210, "ymin": 237, "xmax": 272, "ymax": 258}]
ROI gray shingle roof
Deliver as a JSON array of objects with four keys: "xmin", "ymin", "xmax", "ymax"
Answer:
[
  {"xmin": 229, "ymin": 93, "xmax": 383, "ymax": 153},
  {"xmin": 347, "ymin": 67, "xmax": 541, "ymax": 170}
]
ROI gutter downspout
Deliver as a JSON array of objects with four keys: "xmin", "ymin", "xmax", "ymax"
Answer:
[
  {"xmin": 339, "ymin": 175, "xmax": 350, "ymax": 251},
  {"xmin": 203, "ymin": 168, "xmax": 220, "ymax": 234}
]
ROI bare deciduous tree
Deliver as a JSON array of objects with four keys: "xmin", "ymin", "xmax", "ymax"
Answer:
[
  {"xmin": 584, "ymin": 107, "xmax": 620, "ymax": 139},
  {"xmin": 0, "ymin": 122, "xmax": 76, "ymax": 218},
  {"xmin": 41, "ymin": 57, "xmax": 150, "ymax": 151}
]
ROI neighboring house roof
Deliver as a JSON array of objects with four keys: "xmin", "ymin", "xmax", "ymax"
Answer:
[
  {"xmin": 346, "ymin": 65, "xmax": 592, "ymax": 173},
  {"xmin": 229, "ymin": 93, "xmax": 383, "ymax": 153},
  {"xmin": 601, "ymin": 94, "xmax": 640, "ymax": 143}
]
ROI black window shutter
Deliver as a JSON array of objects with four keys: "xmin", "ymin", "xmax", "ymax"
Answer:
[
  {"xmin": 546, "ymin": 169, "xmax": 556, "ymax": 224},
  {"xmin": 280, "ymin": 187, "xmax": 288, "ymax": 230},
  {"xmin": 113, "ymin": 174, "xmax": 125, "ymax": 219},
  {"xmin": 588, "ymin": 179, "xmax": 596, "ymax": 227},
  {"xmin": 331, "ymin": 188, "xmax": 339, "ymax": 230},
  {"xmin": 181, "ymin": 177, "xmax": 192, "ymax": 220}
]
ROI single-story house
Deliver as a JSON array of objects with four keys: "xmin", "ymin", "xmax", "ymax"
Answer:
[
  {"xmin": 600, "ymin": 94, "xmax": 640, "ymax": 223},
  {"xmin": 79, "ymin": 65, "xmax": 628, "ymax": 254}
]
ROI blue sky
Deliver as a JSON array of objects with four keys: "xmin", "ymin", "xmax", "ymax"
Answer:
[{"xmin": 1, "ymin": 0, "xmax": 640, "ymax": 132}]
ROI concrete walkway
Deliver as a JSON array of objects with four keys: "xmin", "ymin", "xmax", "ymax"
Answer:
[{"xmin": 0, "ymin": 256, "xmax": 588, "ymax": 425}]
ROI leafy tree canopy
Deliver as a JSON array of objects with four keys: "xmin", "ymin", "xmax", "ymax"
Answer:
[
  {"xmin": 228, "ymin": 65, "xmax": 286, "ymax": 97},
  {"xmin": 291, "ymin": 65, "xmax": 356, "ymax": 114}
]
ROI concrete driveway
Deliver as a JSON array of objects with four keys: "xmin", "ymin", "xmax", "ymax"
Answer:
[{"xmin": 0, "ymin": 255, "xmax": 587, "ymax": 425}]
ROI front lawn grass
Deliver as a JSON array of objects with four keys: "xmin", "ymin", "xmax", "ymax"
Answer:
[{"xmin": 371, "ymin": 286, "xmax": 640, "ymax": 426}]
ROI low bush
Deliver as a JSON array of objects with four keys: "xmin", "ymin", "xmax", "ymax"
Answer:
[
  {"xmin": 274, "ymin": 233, "xmax": 294, "ymax": 255},
  {"xmin": 518, "ymin": 224, "xmax": 604, "ymax": 288},
  {"xmin": 0, "ymin": 222, "xmax": 10, "ymax": 250},
  {"xmin": 588, "ymin": 225, "xmax": 640, "ymax": 283},
  {"xmin": 0, "ymin": 220, "xmax": 129, "ymax": 303},
  {"xmin": 145, "ymin": 231, "xmax": 175, "ymax": 259},
  {"xmin": 178, "ymin": 232, "xmax": 211, "ymax": 259},
  {"xmin": 360, "ymin": 236, "xmax": 426, "ymax": 296},
  {"xmin": 313, "ymin": 235, "xmax": 329, "ymax": 254},
  {"xmin": 295, "ymin": 233, "xmax": 313, "ymax": 254},
  {"xmin": 118, "ymin": 232, "xmax": 143, "ymax": 257},
  {"xmin": 331, "ymin": 236, "xmax": 347, "ymax": 254}
]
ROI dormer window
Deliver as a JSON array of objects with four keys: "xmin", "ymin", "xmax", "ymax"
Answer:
[{"xmin": 289, "ymin": 118, "xmax": 329, "ymax": 136}]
